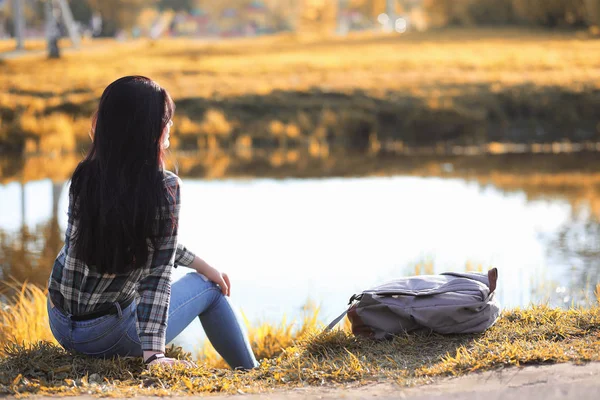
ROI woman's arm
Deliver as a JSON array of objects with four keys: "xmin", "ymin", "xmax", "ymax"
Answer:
[
  {"xmin": 175, "ymin": 242, "xmax": 195, "ymax": 267},
  {"xmin": 136, "ymin": 175, "xmax": 187, "ymax": 365},
  {"xmin": 188, "ymin": 255, "xmax": 231, "ymax": 297},
  {"xmin": 137, "ymin": 261, "xmax": 172, "ymax": 362},
  {"xmin": 176, "ymin": 240, "xmax": 230, "ymax": 297}
]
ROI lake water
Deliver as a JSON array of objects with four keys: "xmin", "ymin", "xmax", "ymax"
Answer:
[{"xmin": 1, "ymin": 153, "xmax": 599, "ymax": 353}]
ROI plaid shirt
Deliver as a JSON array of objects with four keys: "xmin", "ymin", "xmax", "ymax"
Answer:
[{"xmin": 48, "ymin": 171, "xmax": 196, "ymax": 353}]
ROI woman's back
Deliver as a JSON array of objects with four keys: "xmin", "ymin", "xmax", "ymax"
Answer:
[
  {"xmin": 48, "ymin": 170, "xmax": 184, "ymax": 316},
  {"xmin": 47, "ymin": 76, "xmax": 257, "ymax": 370}
]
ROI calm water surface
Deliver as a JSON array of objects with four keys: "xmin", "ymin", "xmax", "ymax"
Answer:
[{"xmin": 1, "ymin": 155, "xmax": 599, "ymax": 352}]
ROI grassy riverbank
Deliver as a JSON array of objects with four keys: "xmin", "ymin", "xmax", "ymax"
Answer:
[
  {"xmin": 0, "ymin": 284, "xmax": 599, "ymax": 396},
  {"xmin": 1, "ymin": 28, "xmax": 600, "ymax": 154}
]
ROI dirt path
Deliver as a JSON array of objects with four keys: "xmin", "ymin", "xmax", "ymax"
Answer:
[
  {"xmin": 22, "ymin": 362, "xmax": 600, "ymax": 399},
  {"xmin": 223, "ymin": 362, "xmax": 600, "ymax": 400},
  {"xmin": 223, "ymin": 362, "xmax": 600, "ymax": 399}
]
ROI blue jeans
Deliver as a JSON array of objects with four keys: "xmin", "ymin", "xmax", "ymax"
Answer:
[{"xmin": 47, "ymin": 272, "xmax": 258, "ymax": 369}]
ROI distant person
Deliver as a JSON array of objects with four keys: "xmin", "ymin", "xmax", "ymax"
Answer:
[
  {"xmin": 48, "ymin": 18, "xmax": 61, "ymax": 59},
  {"xmin": 91, "ymin": 12, "xmax": 102, "ymax": 37},
  {"xmin": 47, "ymin": 76, "xmax": 258, "ymax": 370}
]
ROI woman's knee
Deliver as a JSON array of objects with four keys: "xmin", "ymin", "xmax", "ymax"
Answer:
[
  {"xmin": 180, "ymin": 271, "xmax": 217, "ymax": 289},
  {"xmin": 169, "ymin": 272, "xmax": 223, "ymax": 319}
]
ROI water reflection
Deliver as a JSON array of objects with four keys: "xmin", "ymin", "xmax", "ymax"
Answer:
[
  {"xmin": 0, "ymin": 179, "xmax": 65, "ymax": 292},
  {"xmin": 1, "ymin": 151, "xmax": 599, "ymax": 318},
  {"xmin": 0, "ymin": 218, "xmax": 62, "ymax": 289},
  {"xmin": 546, "ymin": 210, "xmax": 600, "ymax": 306}
]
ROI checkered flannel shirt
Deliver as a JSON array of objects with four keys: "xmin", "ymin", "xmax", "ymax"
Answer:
[{"xmin": 48, "ymin": 171, "xmax": 196, "ymax": 352}]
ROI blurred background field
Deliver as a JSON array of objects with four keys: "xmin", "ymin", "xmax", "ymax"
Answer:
[
  {"xmin": 1, "ymin": 1, "xmax": 600, "ymax": 156},
  {"xmin": 1, "ymin": 29, "xmax": 600, "ymax": 156},
  {"xmin": 1, "ymin": 0, "xmax": 600, "ymax": 359}
]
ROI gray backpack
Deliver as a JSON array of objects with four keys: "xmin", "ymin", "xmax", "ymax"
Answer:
[{"xmin": 327, "ymin": 268, "xmax": 500, "ymax": 338}]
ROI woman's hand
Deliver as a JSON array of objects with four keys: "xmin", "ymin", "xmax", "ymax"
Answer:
[
  {"xmin": 148, "ymin": 357, "xmax": 195, "ymax": 368},
  {"xmin": 143, "ymin": 352, "xmax": 196, "ymax": 368},
  {"xmin": 189, "ymin": 256, "xmax": 231, "ymax": 296},
  {"xmin": 202, "ymin": 266, "xmax": 231, "ymax": 297}
]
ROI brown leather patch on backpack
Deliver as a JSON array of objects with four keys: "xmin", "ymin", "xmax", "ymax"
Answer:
[{"xmin": 347, "ymin": 304, "xmax": 374, "ymax": 338}]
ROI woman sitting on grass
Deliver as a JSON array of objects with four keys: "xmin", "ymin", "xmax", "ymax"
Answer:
[{"xmin": 47, "ymin": 76, "xmax": 258, "ymax": 369}]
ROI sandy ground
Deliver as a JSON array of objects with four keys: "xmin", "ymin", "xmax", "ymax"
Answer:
[
  {"xmin": 22, "ymin": 362, "xmax": 600, "ymax": 400},
  {"xmin": 218, "ymin": 362, "xmax": 600, "ymax": 400},
  {"xmin": 221, "ymin": 362, "xmax": 600, "ymax": 399}
]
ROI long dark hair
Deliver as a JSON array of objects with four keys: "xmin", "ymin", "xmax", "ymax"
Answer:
[{"xmin": 70, "ymin": 76, "xmax": 175, "ymax": 274}]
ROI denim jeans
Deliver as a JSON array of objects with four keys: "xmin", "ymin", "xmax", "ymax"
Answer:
[{"xmin": 48, "ymin": 271, "xmax": 258, "ymax": 369}]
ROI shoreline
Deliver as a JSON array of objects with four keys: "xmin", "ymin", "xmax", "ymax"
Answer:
[{"xmin": 4, "ymin": 147, "xmax": 600, "ymax": 185}]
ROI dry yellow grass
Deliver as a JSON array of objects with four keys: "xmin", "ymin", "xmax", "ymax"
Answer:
[
  {"xmin": 0, "ymin": 284, "xmax": 323, "ymax": 367},
  {"xmin": 0, "ymin": 39, "xmax": 47, "ymax": 53},
  {"xmin": 3, "ymin": 29, "xmax": 598, "ymax": 98},
  {"xmin": 0, "ymin": 283, "xmax": 599, "ymax": 396},
  {"xmin": 200, "ymin": 303, "xmax": 323, "ymax": 369},
  {"xmin": 0, "ymin": 284, "xmax": 55, "ymax": 349},
  {"xmin": 0, "ymin": 37, "xmax": 119, "ymax": 54}
]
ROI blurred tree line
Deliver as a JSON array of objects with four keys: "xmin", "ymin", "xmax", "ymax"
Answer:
[
  {"xmin": 66, "ymin": 0, "xmax": 310, "ymax": 36},
  {"xmin": 2, "ymin": 0, "xmax": 600, "ymax": 37},
  {"xmin": 424, "ymin": 0, "xmax": 600, "ymax": 29},
  {"xmin": 60, "ymin": 0, "xmax": 364, "ymax": 36},
  {"xmin": 68, "ymin": 0, "xmax": 600, "ymax": 33}
]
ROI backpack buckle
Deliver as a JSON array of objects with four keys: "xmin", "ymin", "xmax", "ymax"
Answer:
[{"xmin": 348, "ymin": 293, "xmax": 362, "ymax": 305}]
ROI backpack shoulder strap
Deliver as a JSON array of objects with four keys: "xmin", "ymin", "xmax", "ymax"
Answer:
[
  {"xmin": 325, "ymin": 309, "xmax": 348, "ymax": 331},
  {"xmin": 325, "ymin": 293, "xmax": 364, "ymax": 331}
]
